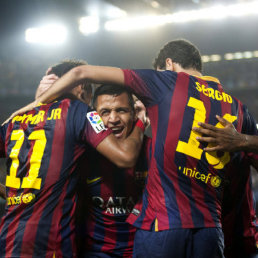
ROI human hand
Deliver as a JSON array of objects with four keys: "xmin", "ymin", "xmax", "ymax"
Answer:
[
  {"xmin": 2, "ymin": 100, "xmax": 38, "ymax": 126},
  {"xmin": 35, "ymin": 73, "xmax": 59, "ymax": 100},
  {"xmin": 134, "ymin": 98, "xmax": 150, "ymax": 128},
  {"xmin": 192, "ymin": 115, "xmax": 244, "ymax": 152}
]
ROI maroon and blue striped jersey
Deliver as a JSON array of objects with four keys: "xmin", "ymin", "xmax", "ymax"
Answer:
[
  {"xmin": 0, "ymin": 99, "xmax": 112, "ymax": 258},
  {"xmin": 76, "ymin": 136, "xmax": 150, "ymax": 257},
  {"xmin": 222, "ymin": 152, "xmax": 258, "ymax": 258},
  {"xmin": 123, "ymin": 69, "xmax": 258, "ymax": 231}
]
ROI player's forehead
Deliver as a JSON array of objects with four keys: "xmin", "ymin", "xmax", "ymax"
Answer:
[{"xmin": 96, "ymin": 93, "xmax": 131, "ymax": 110}]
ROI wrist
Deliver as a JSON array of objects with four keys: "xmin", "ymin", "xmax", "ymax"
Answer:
[{"xmin": 135, "ymin": 119, "xmax": 145, "ymax": 133}]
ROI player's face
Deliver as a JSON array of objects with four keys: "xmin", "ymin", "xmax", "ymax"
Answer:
[{"xmin": 96, "ymin": 93, "xmax": 136, "ymax": 139}]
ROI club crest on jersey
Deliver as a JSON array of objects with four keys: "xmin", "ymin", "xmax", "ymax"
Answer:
[{"xmin": 87, "ymin": 111, "xmax": 106, "ymax": 133}]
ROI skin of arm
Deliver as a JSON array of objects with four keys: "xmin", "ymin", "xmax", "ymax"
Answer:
[
  {"xmin": 0, "ymin": 182, "xmax": 6, "ymax": 199},
  {"xmin": 37, "ymin": 65, "xmax": 125, "ymax": 105},
  {"xmin": 2, "ymin": 65, "xmax": 144, "ymax": 167},
  {"xmin": 193, "ymin": 115, "xmax": 258, "ymax": 153},
  {"xmin": 2, "ymin": 65, "xmax": 125, "ymax": 125},
  {"xmin": 96, "ymin": 124, "xmax": 144, "ymax": 168}
]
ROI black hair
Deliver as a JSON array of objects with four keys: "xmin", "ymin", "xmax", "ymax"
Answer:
[
  {"xmin": 92, "ymin": 84, "xmax": 135, "ymax": 111},
  {"xmin": 153, "ymin": 39, "xmax": 202, "ymax": 72},
  {"xmin": 49, "ymin": 59, "xmax": 87, "ymax": 77},
  {"xmin": 49, "ymin": 59, "xmax": 92, "ymax": 101}
]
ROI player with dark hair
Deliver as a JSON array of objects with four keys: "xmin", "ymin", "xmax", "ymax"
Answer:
[
  {"xmin": 0, "ymin": 60, "xmax": 146, "ymax": 257},
  {"xmin": 9, "ymin": 39, "xmax": 258, "ymax": 257},
  {"xmin": 76, "ymin": 84, "xmax": 150, "ymax": 257}
]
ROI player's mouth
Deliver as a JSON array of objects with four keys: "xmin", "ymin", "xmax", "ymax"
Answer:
[{"xmin": 111, "ymin": 126, "xmax": 125, "ymax": 138}]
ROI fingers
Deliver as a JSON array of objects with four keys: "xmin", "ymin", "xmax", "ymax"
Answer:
[
  {"xmin": 193, "ymin": 126, "xmax": 216, "ymax": 137},
  {"xmin": 40, "ymin": 74, "xmax": 59, "ymax": 84},
  {"xmin": 195, "ymin": 136, "xmax": 217, "ymax": 143},
  {"xmin": 203, "ymin": 146, "xmax": 222, "ymax": 152},
  {"xmin": 215, "ymin": 115, "xmax": 230, "ymax": 127}
]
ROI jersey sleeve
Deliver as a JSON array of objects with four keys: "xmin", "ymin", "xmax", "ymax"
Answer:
[
  {"xmin": 241, "ymin": 105, "xmax": 258, "ymax": 160},
  {"xmin": 0, "ymin": 123, "xmax": 7, "ymax": 158},
  {"xmin": 123, "ymin": 69, "xmax": 177, "ymax": 107},
  {"xmin": 241, "ymin": 105, "xmax": 257, "ymax": 136},
  {"xmin": 72, "ymin": 101, "xmax": 112, "ymax": 148}
]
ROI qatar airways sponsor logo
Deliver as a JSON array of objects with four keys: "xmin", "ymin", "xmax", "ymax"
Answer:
[
  {"xmin": 92, "ymin": 196, "xmax": 136, "ymax": 215},
  {"xmin": 179, "ymin": 166, "xmax": 221, "ymax": 188}
]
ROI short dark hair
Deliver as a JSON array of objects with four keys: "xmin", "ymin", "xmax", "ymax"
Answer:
[
  {"xmin": 48, "ymin": 59, "xmax": 87, "ymax": 77},
  {"xmin": 153, "ymin": 39, "xmax": 202, "ymax": 72},
  {"xmin": 49, "ymin": 59, "xmax": 92, "ymax": 100},
  {"xmin": 93, "ymin": 84, "xmax": 135, "ymax": 111}
]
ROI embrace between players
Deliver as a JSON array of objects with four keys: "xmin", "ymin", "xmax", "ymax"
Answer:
[{"xmin": 0, "ymin": 39, "xmax": 258, "ymax": 258}]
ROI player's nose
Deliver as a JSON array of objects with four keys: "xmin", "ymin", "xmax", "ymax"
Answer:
[{"xmin": 109, "ymin": 111, "xmax": 120, "ymax": 123}]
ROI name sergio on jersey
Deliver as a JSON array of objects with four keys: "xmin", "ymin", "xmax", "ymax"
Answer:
[
  {"xmin": 12, "ymin": 108, "xmax": 62, "ymax": 125},
  {"xmin": 92, "ymin": 196, "xmax": 136, "ymax": 215},
  {"xmin": 179, "ymin": 166, "xmax": 221, "ymax": 188},
  {"xmin": 195, "ymin": 82, "xmax": 232, "ymax": 103}
]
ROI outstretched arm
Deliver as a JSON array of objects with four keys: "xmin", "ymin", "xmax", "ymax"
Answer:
[
  {"xmin": 37, "ymin": 65, "xmax": 125, "ymax": 105},
  {"xmin": 193, "ymin": 115, "xmax": 258, "ymax": 153},
  {"xmin": 2, "ymin": 65, "xmax": 125, "ymax": 125}
]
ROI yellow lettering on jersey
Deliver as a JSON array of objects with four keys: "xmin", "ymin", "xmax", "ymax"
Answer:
[
  {"xmin": 195, "ymin": 82, "xmax": 232, "ymax": 103},
  {"xmin": 47, "ymin": 108, "xmax": 61, "ymax": 120},
  {"xmin": 179, "ymin": 166, "xmax": 220, "ymax": 187},
  {"xmin": 12, "ymin": 108, "xmax": 62, "ymax": 125},
  {"xmin": 32, "ymin": 110, "xmax": 45, "ymax": 124}
]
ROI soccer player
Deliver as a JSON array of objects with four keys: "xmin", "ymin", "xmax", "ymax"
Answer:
[
  {"xmin": 0, "ymin": 60, "xmax": 146, "ymax": 257},
  {"xmin": 9, "ymin": 39, "xmax": 258, "ymax": 257},
  {"xmin": 76, "ymin": 84, "xmax": 150, "ymax": 257}
]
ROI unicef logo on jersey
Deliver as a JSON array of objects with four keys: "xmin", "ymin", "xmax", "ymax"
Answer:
[{"xmin": 87, "ymin": 111, "xmax": 106, "ymax": 133}]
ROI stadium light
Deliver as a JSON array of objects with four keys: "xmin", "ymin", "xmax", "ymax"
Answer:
[
  {"xmin": 25, "ymin": 24, "xmax": 67, "ymax": 45},
  {"xmin": 105, "ymin": 15, "xmax": 171, "ymax": 31},
  {"xmin": 204, "ymin": 50, "xmax": 258, "ymax": 63},
  {"xmin": 104, "ymin": 0, "xmax": 258, "ymax": 31},
  {"xmin": 79, "ymin": 16, "xmax": 99, "ymax": 35}
]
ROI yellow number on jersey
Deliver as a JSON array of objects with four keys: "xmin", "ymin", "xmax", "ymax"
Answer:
[
  {"xmin": 6, "ymin": 129, "xmax": 46, "ymax": 190},
  {"xmin": 176, "ymin": 97, "xmax": 237, "ymax": 169},
  {"xmin": 205, "ymin": 114, "xmax": 237, "ymax": 169},
  {"xmin": 176, "ymin": 97, "xmax": 205, "ymax": 160}
]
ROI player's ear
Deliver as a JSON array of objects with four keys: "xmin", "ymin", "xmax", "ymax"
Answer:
[{"xmin": 165, "ymin": 58, "xmax": 174, "ymax": 71}]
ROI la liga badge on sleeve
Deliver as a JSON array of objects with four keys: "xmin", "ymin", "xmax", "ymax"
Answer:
[{"xmin": 87, "ymin": 111, "xmax": 107, "ymax": 133}]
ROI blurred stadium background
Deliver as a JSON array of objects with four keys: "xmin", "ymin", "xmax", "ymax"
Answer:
[{"xmin": 0, "ymin": 0, "xmax": 258, "ymax": 214}]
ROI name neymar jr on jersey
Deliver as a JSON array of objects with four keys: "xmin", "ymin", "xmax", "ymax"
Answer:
[
  {"xmin": 12, "ymin": 108, "xmax": 62, "ymax": 125},
  {"xmin": 195, "ymin": 82, "xmax": 232, "ymax": 103}
]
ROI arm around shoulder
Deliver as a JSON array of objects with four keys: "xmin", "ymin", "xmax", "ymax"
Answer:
[{"xmin": 96, "ymin": 120, "xmax": 144, "ymax": 168}]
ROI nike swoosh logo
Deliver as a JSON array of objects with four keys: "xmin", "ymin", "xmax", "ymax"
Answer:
[{"xmin": 87, "ymin": 177, "xmax": 102, "ymax": 184}]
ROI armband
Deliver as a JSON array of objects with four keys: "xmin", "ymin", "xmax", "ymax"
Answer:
[{"xmin": 135, "ymin": 119, "xmax": 145, "ymax": 133}]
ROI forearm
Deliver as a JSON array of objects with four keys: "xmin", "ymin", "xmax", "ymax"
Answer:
[
  {"xmin": 240, "ymin": 134, "xmax": 258, "ymax": 153},
  {"xmin": 0, "ymin": 183, "xmax": 6, "ymax": 199},
  {"xmin": 37, "ymin": 65, "xmax": 125, "ymax": 104},
  {"xmin": 97, "ymin": 121, "xmax": 144, "ymax": 168}
]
